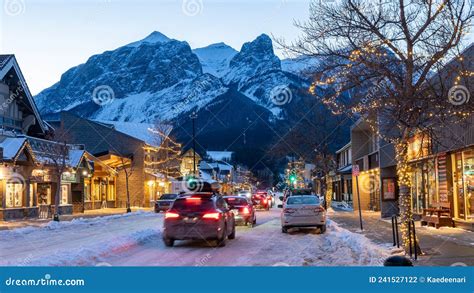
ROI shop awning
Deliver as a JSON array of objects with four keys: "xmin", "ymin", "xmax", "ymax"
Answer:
[{"xmin": 337, "ymin": 165, "xmax": 352, "ymax": 174}]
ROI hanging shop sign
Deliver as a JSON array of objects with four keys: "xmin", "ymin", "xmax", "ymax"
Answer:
[
  {"xmin": 61, "ymin": 172, "xmax": 77, "ymax": 183},
  {"xmin": 382, "ymin": 178, "xmax": 396, "ymax": 201}
]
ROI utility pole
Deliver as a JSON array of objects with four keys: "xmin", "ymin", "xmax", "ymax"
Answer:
[{"xmin": 189, "ymin": 111, "xmax": 198, "ymax": 177}]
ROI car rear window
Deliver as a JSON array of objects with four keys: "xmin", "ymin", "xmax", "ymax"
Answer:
[
  {"xmin": 287, "ymin": 197, "xmax": 319, "ymax": 205},
  {"xmin": 160, "ymin": 194, "xmax": 178, "ymax": 200},
  {"xmin": 172, "ymin": 198, "xmax": 214, "ymax": 212},
  {"xmin": 224, "ymin": 197, "xmax": 248, "ymax": 206},
  {"xmin": 291, "ymin": 189, "xmax": 314, "ymax": 196}
]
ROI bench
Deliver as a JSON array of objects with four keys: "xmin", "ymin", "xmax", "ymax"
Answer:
[{"xmin": 421, "ymin": 202, "xmax": 453, "ymax": 228}]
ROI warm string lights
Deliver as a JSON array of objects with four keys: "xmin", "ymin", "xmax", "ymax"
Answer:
[
  {"xmin": 306, "ymin": 38, "xmax": 473, "ymax": 253},
  {"xmin": 144, "ymin": 127, "xmax": 182, "ymax": 178}
]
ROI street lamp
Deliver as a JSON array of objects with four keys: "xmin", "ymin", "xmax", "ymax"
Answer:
[{"xmin": 189, "ymin": 111, "xmax": 198, "ymax": 177}]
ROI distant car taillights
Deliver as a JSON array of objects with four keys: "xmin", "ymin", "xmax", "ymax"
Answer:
[
  {"xmin": 202, "ymin": 212, "xmax": 221, "ymax": 220},
  {"xmin": 165, "ymin": 212, "xmax": 180, "ymax": 219},
  {"xmin": 242, "ymin": 207, "xmax": 250, "ymax": 214}
]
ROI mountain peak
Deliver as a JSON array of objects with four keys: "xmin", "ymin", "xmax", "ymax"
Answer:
[
  {"xmin": 223, "ymin": 34, "xmax": 281, "ymax": 86},
  {"xmin": 127, "ymin": 31, "xmax": 171, "ymax": 47},
  {"xmin": 240, "ymin": 34, "xmax": 274, "ymax": 55},
  {"xmin": 193, "ymin": 42, "xmax": 238, "ymax": 78}
]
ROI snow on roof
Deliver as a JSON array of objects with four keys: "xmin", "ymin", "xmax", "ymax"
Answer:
[
  {"xmin": 207, "ymin": 161, "xmax": 233, "ymax": 171},
  {"xmin": 94, "ymin": 120, "xmax": 171, "ymax": 147},
  {"xmin": 0, "ymin": 136, "xmax": 27, "ymax": 160},
  {"xmin": 199, "ymin": 160, "xmax": 213, "ymax": 170},
  {"xmin": 206, "ymin": 151, "xmax": 233, "ymax": 161},
  {"xmin": 68, "ymin": 149, "xmax": 85, "ymax": 168}
]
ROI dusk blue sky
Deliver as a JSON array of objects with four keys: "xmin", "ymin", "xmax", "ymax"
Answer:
[{"xmin": 0, "ymin": 0, "xmax": 472, "ymax": 95}]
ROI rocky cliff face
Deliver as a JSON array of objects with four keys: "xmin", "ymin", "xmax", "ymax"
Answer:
[{"xmin": 35, "ymin": 31, "xmax": 349, "ymax": 166}]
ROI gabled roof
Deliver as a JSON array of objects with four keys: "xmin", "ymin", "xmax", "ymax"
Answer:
[
  {"xmin": 0, "ymin": 136, "xmax": 33, "ymax": 162},
  {"xmin": 0, "ymin": 55, "xmax": 46, "ymax": 134}
]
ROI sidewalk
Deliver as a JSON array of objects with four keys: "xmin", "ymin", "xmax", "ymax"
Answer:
[
  {"xmin": 329, "ymin": 209, "xmax": 474, "ymax": 266},
  {"xmin": 0, "ymin": 208, "xmax": 152, "ymax": 231}
]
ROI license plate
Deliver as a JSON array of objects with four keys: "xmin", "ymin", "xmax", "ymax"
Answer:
[{"xmin": 183, "ymin": 217, "xmax": 198, "ymax": 223}]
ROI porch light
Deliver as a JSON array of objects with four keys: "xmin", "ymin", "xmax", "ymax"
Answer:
[
  {"xmin": 147, "ymin": 180, "xmax": 155, "ymax": 187},
  {"xmin": 158, "ymin": 182, "xmax": 165, "ymax": 187},
  {"xmin": 82, "ymin": 170, "xmax": 88, "ymax": 176}
]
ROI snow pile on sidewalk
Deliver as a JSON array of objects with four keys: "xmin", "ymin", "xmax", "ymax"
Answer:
[
  {"xmin": 0, "ymin": 212, "xmax": 161, "ymax": 266},
  {"xmin": 324, "ymin": 220, "xmax": 393, "ymax": 266}
]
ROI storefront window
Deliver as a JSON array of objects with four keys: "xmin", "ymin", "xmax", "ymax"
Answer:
[
  {"xmin": 61, "ymin": 184, "xmax": 69, "ymax": 205},
  {"xmin": 410, "ymin": 159, "xmax": 437, "ymax": 214},
  {"xmin": 5, "ymin": 183, "xmax": 23, "ymax": 208},
  {"xmin": 454, "ymin": 150, "xmax": 474, "ymax": 221},
  {"xmin": 93, "ymin": 180, "xmax": 101, "ymax": 201},
  {"xmin": 465, "ymin": 151, "xmax": 474, "ymax": 221},
  {"xmin": 107, "ymin": 183, "xmax": 115, "ymax": 201},
  {"xmin": 29, "ymin": 184, "xmax": 34, "ymax": 207},
  {"xmin": 84, "ymin": 181, "xmax": 91, "ymax": 201},
  {"xmin": 37, "ymin": 183, "xmax": 51, "ymax": 205}
]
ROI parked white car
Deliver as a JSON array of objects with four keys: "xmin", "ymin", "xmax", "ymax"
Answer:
[{"xmin": 280, "ymin": 195, "xmax": 327, "ymax": 233}]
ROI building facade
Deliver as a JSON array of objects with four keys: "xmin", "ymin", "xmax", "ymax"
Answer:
[
  {"xmin": 331, "ymin": 142, "xmax": 353, "ymax": 203},
  {"xmin": 59, "ymin": 112, "xmax": 173, "ymax": 209},
  {"xmin": 351, "ymin": 118, "xmax": 399, "ymax": 218}
]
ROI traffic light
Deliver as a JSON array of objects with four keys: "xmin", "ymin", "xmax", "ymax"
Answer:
[{"xmin": 289, "ymin": 174, "xmax": 297, "ymax": 183}]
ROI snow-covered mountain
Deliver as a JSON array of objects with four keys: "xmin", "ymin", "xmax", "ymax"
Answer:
[
  {"xmin": 34, "ymin": 31, "xmax": 350, "ymax": 161},
  {"xmin": 35, "ymin": 31, "xmax": 310, "ymax": 123},
  {"xmin": 193, "ymin": 42, "xmax": 238, "ymax": 77}
]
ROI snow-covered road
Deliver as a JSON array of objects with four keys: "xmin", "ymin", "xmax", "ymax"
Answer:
[{"xmin": 0, "ymin": 209, "xmax": 393, "ymax": 266}]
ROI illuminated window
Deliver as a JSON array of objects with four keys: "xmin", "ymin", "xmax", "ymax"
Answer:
[
  {"xmin": 61, "ymin": 184, "xmax": 69, "ymax": 205},
  {"xmin": 5, "ymin": 182, "xmax": 23, "ymax": 208}
]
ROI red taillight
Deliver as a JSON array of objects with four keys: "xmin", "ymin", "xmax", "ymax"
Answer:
[
  {"xmin": 262, "ymin": 199, "xmax": 267, "ymax": 203},
  {"xmin": 242, "ymin": 207, "xmax": 250, "ymax": 214},
  {"xmin": 186, "ymin": 197, "xmax": 201, "ymax": 201},
  {"xmin": 165, "ymin": 212, "xmax": 180, "ymax": 219},
  {"xmin": 202, "ymin": 212, "xmax": 220, "ymax": 220}
]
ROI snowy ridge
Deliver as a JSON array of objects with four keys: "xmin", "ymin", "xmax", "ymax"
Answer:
[
  {"xmin": 126, "ymin": 31, "xmax": 171, "ymax": 48},
  {"xmin": 35, "ymin": 31, "xmax": 321, "ymax": 126},
  {"xmin": 193, "ymin": 43, "xmax": 238, "ymax": 77},
  {"xmin": 91, "ymin": 74, "xmax": 227, "ymax": 122}
]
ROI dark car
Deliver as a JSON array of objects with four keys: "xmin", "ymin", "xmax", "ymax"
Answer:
[
  {"xmin": 155, "ymin": 194, "xmax": 179, "ymax": 213},
  {"xmin": 252, "ymin": 191, "xmax": 270, "ymax": 211},
  {"xmin": 224, "ymin": 196, "xmax": 256, "ymax": 227},
  {"xmin": 162, "ymin": 193, "xmax": 236, "ymax": 247}
]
